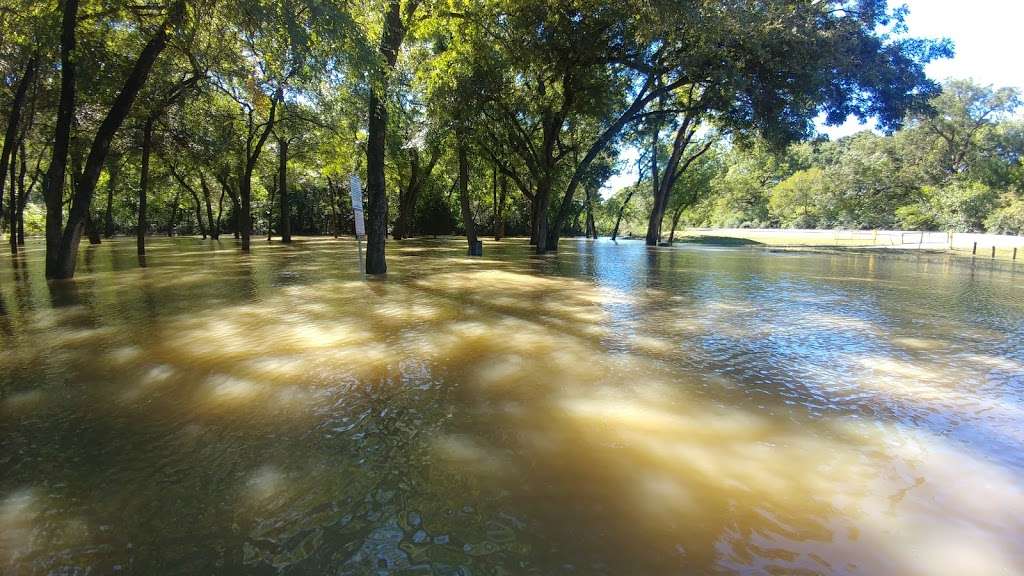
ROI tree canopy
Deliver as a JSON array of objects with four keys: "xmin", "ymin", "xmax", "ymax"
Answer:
[{"xmin": 0, "ymin": 0, "xmax": 970, "ymax": 278}]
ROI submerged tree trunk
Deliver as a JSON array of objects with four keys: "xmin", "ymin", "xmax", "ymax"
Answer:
[
  {"xmin": 278, "ymin": 136, "xmax": 291, "ymax": 242},
  {"xmin": 214, "ymin": 182, "xmax": 227, "ymax": 240},
  {"xmin": 584, "ymin": 186, "xmax": 597, "ymax": 239},
  {"xmin": 15, "ymin": 142, "xmax": 40, "ymax": 248},
  {"xmin": 44, "ymin": 0, "xmax": 79, "ymax": 278},
  {"xmin": 168, "ymin": 191, "xmax": 180, "ymax": 236},
  {"xmin": 2, "ymin": 56, "xmax": 38, "ymax": 251},
  {"xmin": 366, "ymin": 85, "xmax": 388, "ymax": 272},
  {"xmin": 394, "ymin": 147, "xmax": 440, "ymax": 240},
  {"xmin": 611, "ymin": 187, "xmax": 635, "ymax": 241},
  {"xmin": 645, "ymin": 112, "xmax": 711, "ymax": 246},
  {"xmin": 365, "ymin": 0, "xmax": 415, "ymax": 273},
  {"xmin": 103, "ymin": 153, "xmax": 122, "ymax": 238},
  {"xmin": 240, "ymin": 96, "xmax": 279, "ymax": 253},
  {"xmin": 645, "ymin": 113, "xmax": 665, "ymax": 246},
  {"xmin": 667, "ymin": 201, "xmax": 687, "ymax": 245},
  {"xmin": 191, "ymin": 187, "xmax": 206, "ymax": 238},
  {"xmin": 137, "ymin": 118, "xmax": 153, "ymax": 256},
  {"xmin": 456, "ymin": 132, "xmax": 476, "ymax": 251},
  {"xmin": 85, "ymin": 213, "xmax": 102, "ymax": 244},
  {"xmin": 265, "ymin": 183, "xmax": 276, "ymax": 242},
  {"xmin": 50, "ymin": 1, "xmax": 182, "ymax": 279},
  {"xmin": 200, "ymin": 173, "xmax": 217, "ymax": 239},
  {"xmin": 6, "ymin": 147, "xmax": 15, "ymax": 253},
  {"xmin": 7, "ymin": 144, "xmax": 18, "ymax": 253}
]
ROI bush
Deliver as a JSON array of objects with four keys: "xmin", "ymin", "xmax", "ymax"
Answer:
[
  {"xmin": 23, "ymin": 203, "xmax": 46, "ymax": 235},
  {"xmin": 925, "ymin": 181, "xmax": 998, "ymax": 232},
  {"xmin": 895, "ymin": 204, "xmax": 939, "ymax": 230},
  {"xmin": 984, "ymin": 195, "xmax": 1024, "ymax": 235}
]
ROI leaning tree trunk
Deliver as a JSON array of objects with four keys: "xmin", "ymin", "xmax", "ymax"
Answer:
[
  {"xmin": 51, "ymin": 0, "xmax": 182, "ymax": 279},
  {"xmin": 667, "ymin": 200, "xmax": 688, "ymax": 245},
  {"xmin": 278, "ymin": 136, "xmax": 291, "ymax": 242},
  {"xmin": 611, "ymin": 187, "xmax": 635, "ymax": 241},
  {"xmin": 2, "ymin": 56, "xmax": 38, "ymax": 251},
  {"xmin": 137, "ymin": 117, "xmax": 153, "ymax": 256}
]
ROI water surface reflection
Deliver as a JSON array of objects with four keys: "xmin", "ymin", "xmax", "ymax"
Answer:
[{"xmin": 1, "ymin": 237, "xmax": 1022, "ymax": 575}]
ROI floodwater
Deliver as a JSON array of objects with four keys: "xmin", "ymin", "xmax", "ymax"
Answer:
[{"xmin": 1, "ymin": 237, "xmax": 1023, "ymax": 576}]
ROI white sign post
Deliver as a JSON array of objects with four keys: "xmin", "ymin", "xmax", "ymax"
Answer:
[{"xmin": 349, "ymin": 174, "xmax": 366, "ymax": 275}]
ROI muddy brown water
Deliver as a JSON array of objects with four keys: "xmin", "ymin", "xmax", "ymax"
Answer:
[{"xmin": 1, "ymin": 237, "xmax": 1022, "ymax": 575}]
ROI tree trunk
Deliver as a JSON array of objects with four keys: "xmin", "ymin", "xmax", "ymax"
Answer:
[
  {"xmin": 611, "ymin": 187, "xmax": 635, "ymax": 241},
  {"xmin": 137, "ymin": 118, "xmax": 152, "ymax": 256},
  {"xmin": 529, "ymin": 194, "xmax": 540, "ymax": 246},
  {"xmin": 51, "ymin": 0, "xmax": 182, "ymax": 279},
  {"xmin": 215, "ymin": 182, "xmax": 226, "ymax": 240},
  {"xmin": 646, "ymin": 116, "xmax": 710, "ymax": 247},
  {"xmin": 191, "ymin": 187, "xmax": 206, "ymax": 238},
  {"xmin": 44, "ymin": 0, "xmax": 79, "ymax": 278},
  {"xmin": 15, "ymin": 142, "xmax": 39, "ymax": 247},
  {"xmin": 366, "ymin": 90, "xmax": 389, "ymax": 272},
  {"xmin": 534, "ymin": 181, "xmax": 551, "ymax": 253},
  {"xmin": 645, "ymin": 115, "xmax": 665, "ymax": 246},
  {"xmin": 85, "ymin": 213, "xmax": 102, "ymax": 244},
  {"xmin": 200, "ymin": 173, "xmax": 217, "ymax": 239},
  {"xmin": 167, "ymin": 191, "xmax": 181, "ymax": 236},
  {"xmin": 667, "ymin": 202, "xmax": 686, "ymax": 245},
  {"xmin": 495, "ymin": 173, "xmax": 507, "ymax": 241},
  {"xmin": 239, "ymin": 96, "xmax": 279, "ymax": 252},
  {"xmin": 456, "ymin": 131, "xmax": 476, "ymax": 250},
  {"xmin": 584, "ymin": 186, "xmax": 597, "ymax": 238},
  {"xmin": 7, "ymin": 143, "xmax": 17, "ymax": 253},
  {"xmin": 266, "ymin": 183, "xmax": 276, "ymax": 241},
  {"xmin": 229, "ymin": 190, "xmax": 240, "ymax": 239},
  {"xmin": 2, "ymin": 56, "xmax": 38, "ymax": 250},
  {"xmin": 278, "ymin": 136, "xmax": 291, "ymax": 242},
  {"xmin": 103, "ymin": 153, "xmax": 121, "ymax": 237},
  {"xmin": 365, "ymin": 0, "xmax": 414, "ymax": 274}
]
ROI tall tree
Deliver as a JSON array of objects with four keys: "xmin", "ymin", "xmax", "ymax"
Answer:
[
  {"xmin": 46, "ymin": 0, "xmax": 186, "ymax": 279},
  {"xmin": 365, "ymin": 0, "xmax": 419, "ymax": 274}
]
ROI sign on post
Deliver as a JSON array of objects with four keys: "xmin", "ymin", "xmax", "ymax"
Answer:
[
  {"xmin": 349, "ymin": 174, "xmax": 366, "ymax": 275},
  {"xmin": 349, "ymin": 174, "xmax": 365, "ymax": 238}
]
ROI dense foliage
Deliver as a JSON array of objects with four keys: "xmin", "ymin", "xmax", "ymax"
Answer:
[{"xmin": 0, "ymin": 0, "xmax": 965, "ymax": 277}]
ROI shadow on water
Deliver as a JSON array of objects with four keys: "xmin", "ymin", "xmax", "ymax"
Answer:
[
  {"xmin": 0, "ymin": 236, "xmax": 1022, "ymax": 575},
  {"xmin": 674, "ymin": 235, "xmax": 765, "ymax": 246}
]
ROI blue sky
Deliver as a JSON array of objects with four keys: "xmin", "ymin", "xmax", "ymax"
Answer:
[
  {"xmin": 603, "ymin": 0, "xmax": 1024, "ymax": 193},
  {"xmin": 821, "ymin": 0, "xmax": 1024, "ymax": 139}
]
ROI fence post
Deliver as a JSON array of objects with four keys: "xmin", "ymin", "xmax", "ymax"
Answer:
[
  {"xmin": 972, "ymin": 242, "xmax": 977, "ymax": 255},
  {"xmin": 992, "ymin": 246, "xmax": 996, "ymax": 259},
  {"xmin": 1014, "ymin": 247, "xmax": 1018, "ymax": 261}
]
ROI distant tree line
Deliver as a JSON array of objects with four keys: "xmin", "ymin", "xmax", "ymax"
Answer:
[{"xmin": 603, "ymin": 80, "xmax": 1024, "ymax": 239}]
